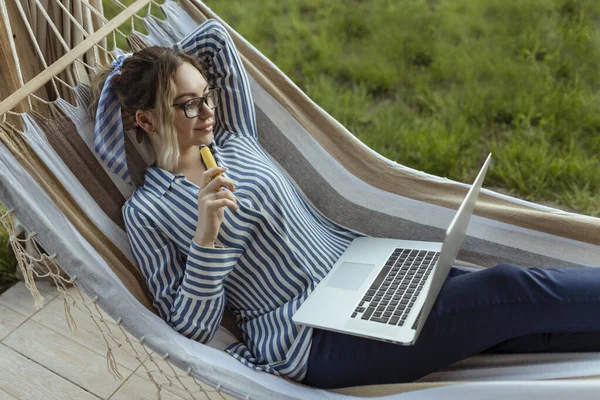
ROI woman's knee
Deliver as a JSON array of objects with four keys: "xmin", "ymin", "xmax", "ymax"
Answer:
[{"xmin": 485, "ymin": 263, "xmax": 527, "ymax": 286}]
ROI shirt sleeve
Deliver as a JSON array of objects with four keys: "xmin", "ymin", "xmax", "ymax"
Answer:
[
  {"xmin": 123, "ymin": 204, "xmax": 244, "ymax": 343},
  {"xmin": 174, "ymin": 19, "xmax": 258, "ymax": 142}
]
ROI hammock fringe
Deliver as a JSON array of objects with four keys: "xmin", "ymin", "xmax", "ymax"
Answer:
[{"xmin": 1, "ymin": 210, "xmax": 233, "ymax": 400}]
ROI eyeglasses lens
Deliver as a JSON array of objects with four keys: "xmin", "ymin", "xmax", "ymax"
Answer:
[{"xmin": 184, "ymin": 90, "xmax": 219, "ymax": 118}]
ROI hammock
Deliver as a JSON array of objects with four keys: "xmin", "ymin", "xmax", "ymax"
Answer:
[{"xmin": 0, "ymin": 0, "xmax": 599, "ymax": 398}]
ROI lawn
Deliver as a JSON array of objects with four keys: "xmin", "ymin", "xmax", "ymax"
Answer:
[
  {"xmin": 103, "ymin": 0, "xmax": 600, "ymax": 216},
  {"xmin": 2, "ymin": 0, "xmax": 600, "ymax": 291}
]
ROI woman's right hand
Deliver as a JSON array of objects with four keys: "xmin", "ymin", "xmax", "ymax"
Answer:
[{"xmin": 194, "ymin": 167, "xmax": 238, "ymax": 247}]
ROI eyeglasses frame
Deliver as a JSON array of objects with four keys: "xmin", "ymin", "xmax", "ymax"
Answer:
[{"xmin": 171, "ymin": 87, "xmax": 221, "ymax": 119}]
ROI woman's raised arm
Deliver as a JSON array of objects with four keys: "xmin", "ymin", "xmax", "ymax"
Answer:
[{"xmin": 174, "ymin": 20, "xmax": 257, "ymax": 142}]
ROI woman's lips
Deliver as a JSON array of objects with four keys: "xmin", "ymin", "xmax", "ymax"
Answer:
[{"xmin": 196, "ymin": 123, "xmax": 214, "ymax": 133}]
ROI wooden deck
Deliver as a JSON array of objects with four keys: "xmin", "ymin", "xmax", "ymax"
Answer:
[{"xmin": 0, "ymin": 280, "xmax": 235, "ymax": 400}]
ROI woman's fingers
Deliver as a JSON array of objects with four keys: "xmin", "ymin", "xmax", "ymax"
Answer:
[
  {"xmin": 212, "ymin": 188, "xmax": 238, "ymax": 206},
  {"xmin": 205, "ymin": 169, "xmax": 236, "ymax": 192},
  {"xmin": 208, "ymin": 191, "xmax": 238, "ymax": 211},
  {"xmin": 203, "ymin": 167, "xmax": 227, "ymax": 185},
  {"xmin": 220, "ymin": 198, "xmax": 239, "ymax": 211}
]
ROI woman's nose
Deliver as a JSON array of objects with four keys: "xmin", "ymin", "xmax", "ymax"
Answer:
[{"xmin": 199, "ymin": 103, "xmax": 214, "ymax": 118}]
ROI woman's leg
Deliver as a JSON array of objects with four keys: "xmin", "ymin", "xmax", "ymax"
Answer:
[
  {"xmin": 486, "ymin": 331, "xmax": 600, "ymax": 353},
  {"xmin": 302, "ymin": 264, "xmax": 600, "ymax": 389}
]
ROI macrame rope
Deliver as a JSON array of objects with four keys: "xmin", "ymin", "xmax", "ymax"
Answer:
[
  {"xmin": 29, "ymin": 93, "xmax": 51, "ymax": 106},
  {"xmin": 29, "ymin": 0, "xmax": 72, "ymax": 54},
  {"xmin": 53, "ymin": 75, "xmax": 77, "ymax": 91},
  {"xmin": 48, "ymin": 0, "xmax": 112, "ymax": 58},
  {"xmin": 74, "ymin": 57, "xmax": 98, "ymax": 72},
  {"xmin": 109, "ymin": 0, "xmax": 146, "ymax": 21},
  {"xmin": 73, "ymin": 0, "xmax": 130, "ymax": 45},
  {"xmin": 0, "ymin": 5, "xmax": 255, "ymax": 399}
]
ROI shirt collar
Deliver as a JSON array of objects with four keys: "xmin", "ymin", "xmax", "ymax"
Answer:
[
  {"xmin": 143, "ymin": 166, "xmax": 180, "ymax": 198},
  {"xmin": 142, "ymin": 141, "xmax": 221, "ymax": 198}
]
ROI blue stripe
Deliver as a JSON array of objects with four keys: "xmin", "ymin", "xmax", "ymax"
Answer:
[
  {"xmin": 224, "ymin": 145, "xmax": 349, "ymax": 251},
  {"xmin": 225, "ymin": 207, "xmax": 307, "ymax": 297},
  {"xmin": 226, "ymin": 162, "xmax": 342, "ymax": 273},
  {"xmin": 107, "ymin": 139, "xmax": 126, "ymax": 169},
  {"xmin": 95, "ymin": 97, "xmax": 121, "ymax": 136},
  {"xmin": 223, "ymin": 206, "xmax": 302, "ymax": 297}
]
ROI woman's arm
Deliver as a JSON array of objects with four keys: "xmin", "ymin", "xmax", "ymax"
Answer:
[
  {"xmin": 175, "ymin": 20, "xmax": 257, "ymax": 142},
  {"xmin": 123, "ymin": 204, "xmax": 243, "ymax": 343}
]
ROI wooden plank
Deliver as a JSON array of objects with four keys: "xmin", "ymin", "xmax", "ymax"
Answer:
[
  {"xmin": 0, "ymin": 0, "xmax": 151, "ymax": 117},
  {"xmin": 0, "ymin": 304, "xmax": 27, "ymax": 341},
  {"xmin": 0, "ymin": 281, "xmax": 58, "ymax": 318},
  {"xmin": 0, "ymin": 388, "xmax": 18, "ymax": 400},
  {"xmin": 109, "ymin": 373, "xmax": 188, "ymax": 400},
  {"xmin": 135, "ymin": 356, "xmax": 237, "ymax": 400},
  {"xmin": 3, "ymin": 319, "xmax": 133, "ymax": 399},
  {"xmin": 0, "ymin": 343, "xmax": 101, "ymax": 400},
  {"xmin": 31, "ymin": 285, "xmax": 147, "ymax": 371}
]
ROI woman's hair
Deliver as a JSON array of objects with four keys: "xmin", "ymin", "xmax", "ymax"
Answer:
[{"xmin": 90, "ymin": 46, "xmax": 206, "ymax": 172}]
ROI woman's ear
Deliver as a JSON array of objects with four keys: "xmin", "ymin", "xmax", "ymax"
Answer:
[{"xmin": 135, "ymin": 110, "xmax": 155, "ymax": 135}]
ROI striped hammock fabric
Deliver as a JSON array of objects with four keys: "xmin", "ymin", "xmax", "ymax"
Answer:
[{"xmin": 0, "ymin": 0, "xmax": 599, "ymax": 398}]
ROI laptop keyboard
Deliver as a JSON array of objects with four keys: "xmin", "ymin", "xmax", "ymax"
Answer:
[{"xmin": 350, "ymin": 248, "xmax": 439, "ymax": 327}]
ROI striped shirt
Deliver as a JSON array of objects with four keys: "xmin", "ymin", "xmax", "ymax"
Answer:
[{"xmin": 122, "ymin": 20, "xmax": 367, "ymax": 382}]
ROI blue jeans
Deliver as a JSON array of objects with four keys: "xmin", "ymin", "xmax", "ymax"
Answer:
[{"xmin": 302, "ymin": 264, "xmax": 600, "ymax": 389}]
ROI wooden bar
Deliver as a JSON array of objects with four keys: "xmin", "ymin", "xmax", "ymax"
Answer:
[{"xmin": 0, "ymin": 0, "xmax": 151, "ymax": 117}]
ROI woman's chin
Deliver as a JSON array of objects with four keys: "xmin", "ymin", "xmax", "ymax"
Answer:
[
  {"xmin": 195, "ymin": 129, "xmax": 213, "ymax": 137},
  {"xmin": 193, "ymin": 129, "xmax": 212, "ymax": 139}
]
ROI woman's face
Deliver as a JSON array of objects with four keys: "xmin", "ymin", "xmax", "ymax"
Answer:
[{"xmin": 171, "ymin": 62, "xmax": 215, "ymax": 148}]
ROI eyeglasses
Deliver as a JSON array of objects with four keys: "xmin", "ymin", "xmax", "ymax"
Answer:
[{"xmin": 172, "ymin": 88, "xmax": 220, "ymax": 119}]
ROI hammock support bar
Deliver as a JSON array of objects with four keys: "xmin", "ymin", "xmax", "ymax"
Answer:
[{"xmin": 0, "ymin": 0, "xmax": 151, "ymax": 117}]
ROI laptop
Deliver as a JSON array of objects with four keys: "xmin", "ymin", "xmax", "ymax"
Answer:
[{"xmin": 292, "ymin": 153, "xmax": 492, "ymax": 345}]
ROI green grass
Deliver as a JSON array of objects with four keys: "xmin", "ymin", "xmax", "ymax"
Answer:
[
  {"xmin": 102, "ymin": 1, "xmax": 166, "ymax": 49},
  {"xmin": 0, "ymin": 204, "xmax": 17, "ymax": 294},
  {"xmin": 3, "ymin": 0, "xmax": 600, "ymax": 291},
  {"xmin": 205, "ymin": 0, "xmax": 600, "ymax": 215},
  {"xmin": 104, "ymin": 0, "xmax": 600, "ymax": 215}
]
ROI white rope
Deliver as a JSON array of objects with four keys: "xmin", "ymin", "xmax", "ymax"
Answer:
[
  {"xmin": 30, "ymin": 93, "xmax": 51, "ymax": 105},
  {"xmin": 150, "ymin": 0, "xmax": 164, "ymax": 10},
  {"xmin": 49, "ymin": 0, "xmax": 112, "ymax": 58},
  {"xmin": 74, "ymin": 57, "xmax": 97, "ymax": 71},
  {"xmin": 108, "ymin": 0, "xmax": 128, "ymax": 10},
  {"xmin": 0, "ymin": 0, "xmax": 33, "ymax": 110},
  {"xmin": 54, "ymin": 76, "xmax": 77, "ymax": 91},
  {"xmin": 2, "ymin": 110, "xmax": 22, "ymax": 124},
  {"xmin": 12, "ymin": 0, "xmax": 61, "ymax": 100},
  {"xmin": 30, "ymin": 0, "xmax": 112, "ymax": 78},
  {"xmin": 75, "ymin": 0, "xmax": 130, "ymax": 43},
  {"xmin": 29, "ymin": 0, "xmax": 72, "ymax": 53},
  {"xmin": 112, "ymin": 30, "xmax": 118, "ymax": 51},
  {"xmin": 0, "ymin": 119, "xmax": 22, "ymax": 136},
  {"xmin": 107, "ymin": 0, "xmax": 147, "ymax": 23}
]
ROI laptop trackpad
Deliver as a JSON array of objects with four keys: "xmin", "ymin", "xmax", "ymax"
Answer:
[{"xmin": 325, "ymin": 262, "xmax": 375, "ymax": 291}]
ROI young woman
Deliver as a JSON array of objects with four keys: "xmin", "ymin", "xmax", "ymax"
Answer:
[{"xmin": 91, "ymin": 19, "xmax": 600, "ymax": 389}]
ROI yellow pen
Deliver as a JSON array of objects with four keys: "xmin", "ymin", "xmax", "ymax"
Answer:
[
  {"xmin": 200, "ymin": 143, "xmax": 241, "ymax": 211},
  {"xmin": 200, "ymin": 144, "xmax": 221, "ymax": 177}
]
